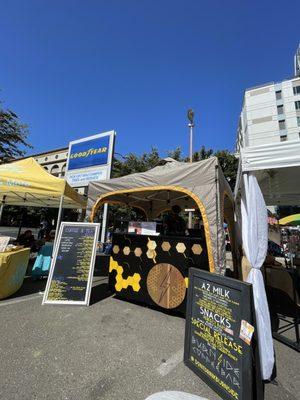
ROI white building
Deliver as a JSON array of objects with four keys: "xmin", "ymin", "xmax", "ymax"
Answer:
[
  {"xmin": 236, "ymin": 46, "xmax": 300, "ymax": 151},
  {"xmin": 17, "ymin": 147, "xmax": 68, "ymax": 178},
  {"xmin": 235, "ymin": 45, "xmax": 300, "ymax": 207}
]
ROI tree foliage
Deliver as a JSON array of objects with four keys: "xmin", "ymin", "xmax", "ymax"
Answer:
[
  {"xmin": 0, "ymin": 102, "xmax": 31, "ymax": 161},
  {"xmin": 112, "ymin": 147, "xmax": 160, "ymax": 178}
]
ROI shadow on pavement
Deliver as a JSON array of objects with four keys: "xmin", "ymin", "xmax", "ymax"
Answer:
[
  {"xmin": 7, "ymin": 277, "xmax": 47, "ymax": 300},
  {"xmin": 90, "ymin": 283, "xmax": 113, "ymax": 306}
]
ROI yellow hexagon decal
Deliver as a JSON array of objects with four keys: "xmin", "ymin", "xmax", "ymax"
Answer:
[
  {"xmin": 134, "ymin": 247, "xmax": 142, "ymax": 257},
  {"xmin": 176, "ymin": 242, "xmax": 186, "ymax": 253},
  {"xmin": 122, "ymin": 280, "xmax": 129, "ymax": 289},
  {"xmin": 147, "ymin": 240, "xmax": 157, "ymax": 250},
  {"xmin": 161, "ymin": 241, "xmax": 171, "ymax": 252},
  {"xmin": 132, "ymin": 273, "xmax": 141, "ymax": 283},
  {"xmin": 116, "ymin": 265, "xmax": 123, "ymax": 274},
  {"xmin": 115, "ymin": 282, "xmax": 123, "ymax": 292},
  {"xmin": 123, "ymin": 246, "xmax": 130, "ymax": 255},
  {"xmin": 112, "ymin": 245, "xmax": 120, "ymax": 254},
  {"xmin": 132, "ymin": 282, "xmax": 140, "ymax": 292},
  {"xmin": 191, "ymin": 244, "xmax": 202, "ymax": 255},
  {"xmin": 146, "ymin": 249, "xmax": 157, "ymax": 260}
]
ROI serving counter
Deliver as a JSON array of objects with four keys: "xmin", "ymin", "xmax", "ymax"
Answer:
[
  {"xmin": 109, "ymin": 233, "xmax": 209, "ymax": 313},
  {"xmin": 0, "ymin": 248, "xmax": 30, "ymax": 300}
]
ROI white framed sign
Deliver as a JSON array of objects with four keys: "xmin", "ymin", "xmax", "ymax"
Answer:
[
  {"xmin": 65, "ymin": 131, "xmax": 115, "ymax": 188},
  {"xmin": 42, "ymin": 222, "xmax": 100, "ymax": 306}
]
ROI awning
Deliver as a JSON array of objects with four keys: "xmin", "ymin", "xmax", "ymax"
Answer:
[
  {"xmin": 279, "ymin": 213, "xmax": 300, "ymax": 226},
  {"xmin": 237, "ymin": 140, "xmax": 300, "ymax": 205},
  {"xmin": 0, "ymin": 158, "xmax": 86, "ymax": 209}
]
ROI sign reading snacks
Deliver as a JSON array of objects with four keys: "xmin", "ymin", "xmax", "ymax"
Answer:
[
  {"xmin": 42, "ymin": 222, "xmax": 100, "ymax": 306},
  {"xmin": 65, "ymin": 131, "xmax": 115, "ymax": 187},
  {"xmin": 184, "ymin": 269, "xmax": 255, "ymax": 400}
]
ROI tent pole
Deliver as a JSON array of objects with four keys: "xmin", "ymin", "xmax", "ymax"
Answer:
[
  {"xmin": 100, "ymin": 203, "xmax": 108, "ymax": 243},
  {"xmin": 17, "ymin": 210, "xmax": 25, "ymax": 239},
  {"xmin": 54, "ymin": 194, "xmax": 64, "ymax": 247},
  {"xmin": 0, "ymin": 195, "xmax": 6, "ymax": 224}
]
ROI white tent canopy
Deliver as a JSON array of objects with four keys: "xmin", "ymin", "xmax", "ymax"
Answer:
[{"xmin": 238, "ymin": 140, "xmax": 300, "ymax": 205}]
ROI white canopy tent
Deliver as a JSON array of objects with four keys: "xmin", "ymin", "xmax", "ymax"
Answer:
[
  {"xmin": 235, "ymin": 139, "xmax": 300, "ymax": 380},
  {"xmin": 236, "ymin": 140, "xmax": 300, "ymax": 205}
]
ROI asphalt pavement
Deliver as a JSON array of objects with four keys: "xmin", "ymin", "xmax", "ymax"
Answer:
[{"xmin": 0, "ymin": 276, "xmax": 299, "ymax": 400}]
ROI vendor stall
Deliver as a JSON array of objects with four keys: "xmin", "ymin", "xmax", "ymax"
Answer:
[
  {"xmin": 0, "ymin": 248, "xmax": 30, "ymax": 299},
  {"xmin": 88, "ymin": 157, "xmax": 237, "ymax": 312},
  {"xmin": 0, "ymin": 158, "xmax": 86, "ymax": 296}
]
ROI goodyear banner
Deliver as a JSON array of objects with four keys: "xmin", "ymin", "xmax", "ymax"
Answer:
[{"xmin": 66, "ymin": 131, "xmax": 115, "ymax": 188}]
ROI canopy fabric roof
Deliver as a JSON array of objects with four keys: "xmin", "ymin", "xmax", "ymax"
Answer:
[
  {"xmin": 87, "ymin": 157, "xmax": 235, "ymax": 275},
  {"xmin": 0, "ymin": 158, "xmax": 86, "ymax": 209},
  {"xmin": 279, "ymin": 213, "xmax": 300, "ymax": 226},
  {"xmin": 238, "ymin": 140, "xmax": 300, "ymax": 205}
]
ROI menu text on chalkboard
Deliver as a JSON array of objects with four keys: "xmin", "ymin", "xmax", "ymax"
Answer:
[
  {"xmin": 43, "ymin": 222, "xmax": 100, "ymax": 306},
  {"xmin": 184, "ymin": 268, "xmax": 254, "ymax": 400}
]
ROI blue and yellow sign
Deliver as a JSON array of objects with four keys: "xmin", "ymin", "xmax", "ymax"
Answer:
[{"xmin": 68, "ymin": 136, "xmax": 110, "ymax": 171}]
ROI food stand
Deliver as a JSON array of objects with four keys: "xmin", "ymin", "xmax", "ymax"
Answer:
[{"xmin": 88, "ymin": 157, "xmax": 237, "ymax": 312}]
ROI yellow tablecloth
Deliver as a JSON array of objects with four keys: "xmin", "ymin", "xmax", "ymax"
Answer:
[{"xmin": 0, "ymin": 248, "xmax": 30, "ymax": 300}]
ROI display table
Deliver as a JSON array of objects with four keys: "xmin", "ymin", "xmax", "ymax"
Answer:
[
  {"xmin": 109, "ymin": 233, "xmax": 209, "ymax": 313},
  {"xmin": 0, "ymin": 248, "xmax": 30, "ymax": 299}
]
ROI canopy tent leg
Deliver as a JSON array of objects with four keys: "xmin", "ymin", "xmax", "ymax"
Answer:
[
  {"xmin": 0, "ymin": 195, "xmax": 7, "ymax": 225},
  {"xmin": 54, "ymin": 195, "xmax": 64, "ymax": 247},
  {"xmin": 100, "ymin": 203, "xmax": 108, "ymax": 242}
]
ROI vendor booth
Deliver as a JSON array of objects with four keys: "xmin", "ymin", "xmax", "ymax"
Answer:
[
  {"xmin": 88, "ymin": 157, "xmax": 236, "ymax": 312},
  {"xmin": 0, "ymin": 158, "xmax": 86, "ymax": 298}
]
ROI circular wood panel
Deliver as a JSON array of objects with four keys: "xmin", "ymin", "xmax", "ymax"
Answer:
[{"xmin": 146, "ymin": 263, "xmax": 186, "ymax": 309}]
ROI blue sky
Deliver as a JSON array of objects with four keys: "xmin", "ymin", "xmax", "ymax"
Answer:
[{"xmin": 1, "ymin": 0, "xmax": 299, "ymax": 158}]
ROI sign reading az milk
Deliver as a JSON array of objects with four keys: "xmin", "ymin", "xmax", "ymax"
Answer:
[
  {"xmin": 65, "ymin": 131, "xmax": 115, "ymax": 188},
  {"xmin": 184, "ymin": 269, "xmax": 254, "ymax": 400}
]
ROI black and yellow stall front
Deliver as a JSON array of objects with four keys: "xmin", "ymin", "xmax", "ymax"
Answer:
[{"xmin": 109, "ymin": 233, "xmax": 208, "ymax": 313}]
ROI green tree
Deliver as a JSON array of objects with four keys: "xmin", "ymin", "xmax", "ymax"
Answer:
[
  {"xmin": 112, "ymin": 147, "xmax": 160, "ymax": 178},
  {"xmin": 214, "ymin": 149, "xmax": 238, "ymax": 190},
  {"xmin": 0, "ymin": 102, "xmax": 31, "ymax": 161}
]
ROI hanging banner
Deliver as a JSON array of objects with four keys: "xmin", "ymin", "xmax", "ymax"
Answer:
[{"xmin": 65, "ymin": 131, "xmax": 115, "ymax": 187}]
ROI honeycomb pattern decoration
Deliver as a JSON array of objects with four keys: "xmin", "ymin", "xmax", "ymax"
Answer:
[
  {"xmin": 147, "ymin": 263, "xmax": 186, "ymax": 309},
  {"xmin": 191, "ymin": 244, "xmax": 202, "ymax": 255},
  {"xmin": 109, "ymin": 259, "xmax": 141, "ymax": 292},
  {"xmin": 176, "ymin": 242, "xmax": 186, "ymax": 253},
  {"xmin": 123, "ymin": 246, "xmax": 130, "ymax": 255},
  {"xmin": 134, "ymin": 247, "xmax": 142, "ymax": 257},
  {"xmin": 112, "ymin": 245, "xmax": 120, "ymax": 254},
  {"xmin": 146, "ymin": 238, "xmax": 157, "ymax": 263},
  {"xmin": 161, "ymin": 241, "xmax": 171, "ymax": 252}
]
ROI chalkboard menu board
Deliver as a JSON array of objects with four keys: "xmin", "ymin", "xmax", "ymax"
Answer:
[
  {"xmin": 184, "ymin": 268, "xmax": 254, "ymax": 400},
  {"xmin": 43, "ymin": 222, "xmax": 100, "ymax": 306}
]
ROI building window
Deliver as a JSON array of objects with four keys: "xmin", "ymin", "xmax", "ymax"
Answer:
[
  {"xmin": 280, "ymin": 135, "xmax": 287, "ymax": 142},
  {"xmin": 45, "ymin": 157, "xmax": 48, "ymax": 161},
  {"xmin": 278, "ymin": 119, "xmax": 286, "ymax": 130},
  {"xmin": 50, "ymin": 164, "xmax": 60, "ymax": 177},
  {"xmin": 55, "ymin": 155, "xmax": 58, "ymax": 159},
  {"xmin": 293, "ymin": 86, "xmax": 300, "ymax": 95},
  {"xmin": 297, "ymin": 116, "xmax": 300, "ymax": 127},
  {"xmin": 275, "ymin": 90, "xmax": 282, "ymax": 100},
  {"xmin": 61, "ymin": 164, "xmax": 66, "ymax": 177},
  {"xmin": 277, "ymin": 105, "xmax": 284, "ymax": 115},
  {"xmin": 295, "ymin": 101, "xmax": 300, "ymax": 110}
]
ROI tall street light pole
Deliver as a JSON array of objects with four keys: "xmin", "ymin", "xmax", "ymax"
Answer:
[{"xmin": 187, "ymin": 109, "xmax": 195, "ymax": 229}]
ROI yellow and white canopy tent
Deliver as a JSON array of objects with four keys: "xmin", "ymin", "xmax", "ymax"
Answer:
[{"xmin": 0, "ymin": 158, "xmax": 86, "ymax": 209}]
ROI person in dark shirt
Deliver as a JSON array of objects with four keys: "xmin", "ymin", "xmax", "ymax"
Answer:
[
  {"xmin": 163, "ymin": 205, "xmax": 186, "ymax": 236},
  {"xmin": 18, "ymin": 230, "xmax": 36, "ymax": 250}
]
